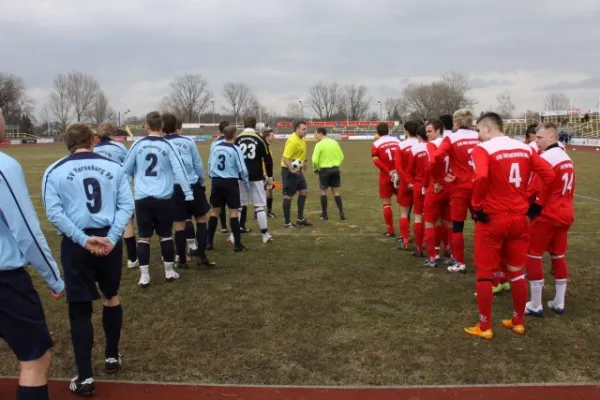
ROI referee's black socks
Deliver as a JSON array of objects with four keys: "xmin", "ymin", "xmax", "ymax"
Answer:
[
  {"xmin": 17, "ymin": 384, "xmax": 49, "ymax": 400},
  {"xmin": 335, "ymin": 195, "xmax": 344, "ymax": 213},
  {"xmin": 320, "ymin": 195, "xmax": 328, "ymax": 217},
  {"xmin": 297, "ymin": 194, "xmax": 307, "ymax": 220},
  {"xmin": 283, "ymin": 198, "xmax": 292, "ymax": 224}
]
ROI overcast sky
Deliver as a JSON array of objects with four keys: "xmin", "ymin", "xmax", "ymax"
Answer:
[{"xmin": 2, "ymin": 0, "xmax": 599, "ymax": 119}]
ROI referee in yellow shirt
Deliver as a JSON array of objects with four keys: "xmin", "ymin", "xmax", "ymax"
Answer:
[
  {"xmin": 281, "ymin": 121, "xmax": 312, "ymax": 227},
  {"xmin": 312, "ymin": 127, "xmax": 345, "ymax": 220}
]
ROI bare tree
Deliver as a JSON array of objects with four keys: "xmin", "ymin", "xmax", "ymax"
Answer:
[
  {"xmin": 222, "ymin": 82, "xmax": 252, "ymax": 125},
  {"xmin": 384, "ymin": 97, "xmax": 409, "ymax": 120},
  {"xmin": 65, "ymin": 71, "xmax": 100, "ymax": 122},
  {"xmin": 544, "ymin": 92, "xmax": 570, "ymax": 111},
  {"xmin": 161, "ymin": 74, "xmax": 213, "ymax": 123},
  {"xmin": 86, "ymin": 91, "xmax": 116, "ymax": 126},
  {"xmin": 307, "ymin": 81, "xmax": 343, "ymax": 120},
  {"xmin": 50, "ymin": 74, "xmax": 72, "ymax": 133},
  {"xmin": 285, "ymin": 102, "xmax": 304, "ymax": 120},
  {"xmin": 403, "ymin": 72, "xmax": 475, "ymax": 120},
  {"xmin": 495, "ymin": 91, "xmax": 516, "ymax": 118},
  {"xmin": 344, "ymin": 84, "xmax": 371, "ymax": 120},
  {"xmin": 0, "ymin": 73, "xmax": 34, "ymax": 124}
]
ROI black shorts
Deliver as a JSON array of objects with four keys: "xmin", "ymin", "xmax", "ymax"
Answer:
[
  {"xmin": 0, "ymin": 268, "xmax": 53, "ymax": 361},
  {"xmin": 135, "ymin": 197, "xmax": 175, "ymax": 238},
  {"xmin": 61, "ymin": 227, "xmax": 123, "ymax": 303},
  {"xmin": 210, "ymin": 178, "xmax": 240, "ymax": 210},
  {"xmin": 319, "ymin": 167, "xmax": 341, "ymax": 189},
  {"xmin": 173, "ymin": 182, "xmax": 211, "ymax": 222},
  {"xmin": 281, "ymin": 167, "xmax": 308, "ymax": 196}
]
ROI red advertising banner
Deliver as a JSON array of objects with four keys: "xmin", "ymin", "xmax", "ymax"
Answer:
[{"xmin": 276, "ymin": 121, "xmax": 394, "ymax": 128}]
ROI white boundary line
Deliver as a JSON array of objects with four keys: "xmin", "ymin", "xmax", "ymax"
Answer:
[
  {"xmin": 575, "ymin": 193, "xmax": 600, "ymax": 202},
  {"xmin": 0, "ymin": 376, "xmax": 597, "ymax": 389}
]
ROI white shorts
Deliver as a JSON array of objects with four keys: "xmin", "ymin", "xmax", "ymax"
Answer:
[{"xmin": 239, "ymin": 180, "xmax": 267, "ymax": 207}]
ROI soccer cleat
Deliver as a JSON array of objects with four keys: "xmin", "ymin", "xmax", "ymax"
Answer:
[
  {"xmin": 188, "ymin": 248, "xmax": 201, "ymax": 257},
  {"xmin": 320, "ymin": 214, "xmax": 329, "ymax": 220},
  {"xmin": 227, "ymin": 234, "xmax": 234, "ymax": 244},
  {"xmin": 138, "ymin": 275, "xmax": 150, "ymax": 288},
  {"xmin": 262, "ymin": 232, "xmax": 273, "ymax": 244},
  {"xmin": 267, "ymin": 212, "xmax": 276, "ymax": 218},
  {"xmin": 240, "ymin": 227, "xmax": 252, "ymax": 233},
  {"xmin": 525, "ymin": 302, "xmax": 544, "ymax": 317},
  {"xmin": 445, "ymin": 258, "xmax": 457, "ymax": 266},
  {"xmin": 296, "ymin": 218, "xmax": 313, "ymax": 226},
  {"xmin": 397, "ymin": 241, "xmax": 410, "ymax": 251},
  {"xmin": 105, "ymin": 355, "xmax": 122, "ymax": 374},
  {"xmin": 423, "ymin": 259, "xmax": 437, "ymax": 268},
  {"xmin": 447, "ymin": 263, "xmax": 467, "ymax": 273},
  {"xmin": 464, "ymin": 323, "xmax": 494, "ymax": 340},
  {"xmin": 383, "ymin": 232, "xmax": 395, "ymax": 238},
  {"xmin": 165, "ymin": 270, "xmax": 179, "ymax": 282},
  {"xmin": 340, "ymin": 212, "xmax": 346, "ymax": 220},
  {"xmin": 234, "ymin": 244, "xmax": 249, "ymax": 252},
  {"xmin": 501, "ymin": 319, "xmax": 525, "ymax": 335},
  {"xmin": 221, "ymin": 228, "xmax": 228, "ymax": 233},
  {"xmin": 197, "ymin": 256, "xmax": 216, "ymax": 268},
  {"xmin": 548, "ymin": 300, "xmax": 565, "ymax": 314},
  {"xmin": 284, "ymin": 222, "xmax": 297, "ymax": 228},
  {"xmin": 127, "ymin": 259, "xmax": 139, "ymax": 269},
  {"xmin": 412, "ymin": 251, "xmax": 425, "ymax": 258},
  {"xmin": 69, "ymin": 376, "xmax": 95, "ymax": 396}
]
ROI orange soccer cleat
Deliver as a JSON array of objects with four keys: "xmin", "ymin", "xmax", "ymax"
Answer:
[
  {"xmin": 501, "ymin": 319, "xmax": 525, "ymax": 335},
  {"xmin": 464, "ymin": 323, "xmax": 494, "ymax": 340}
]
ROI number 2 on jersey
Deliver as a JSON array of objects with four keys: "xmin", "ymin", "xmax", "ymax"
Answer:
[
  {"xmin": 83, "ymin": 178, "xmax": 102, "ymax": 214},
  {"xmin": 561, "ymin": 172, "xmax": 574, "ymax": 195},
  {"xmin": 509, "ymin": 162, "xmax": 522, "ymax": 188},
  {"xmin": 145, "ymin": 153, "xmax": 158, "ymax": 176}
]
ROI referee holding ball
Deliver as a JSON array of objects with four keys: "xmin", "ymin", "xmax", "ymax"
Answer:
[{"xmin": 281, "ymin": 121, "xmax": 312, "ymax": 228}]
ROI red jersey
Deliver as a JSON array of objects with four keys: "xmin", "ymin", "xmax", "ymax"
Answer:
[
  {"xmin": 432, "ymin": 129, "xmax": 480, "ymax": 186},
  {"xmin": 371, "ymin": 135, "xmax": 401, "ymax": 176},
  {"xmin": 424, "ymin": 137, "xmax": 446, "ymax": 189},
  {"xmin": 471, "ymin": 136, "xmax": 555, "ymax": 217},
  {"xmin": 394, "ymin": 137, "xmax": 419, "ymax": 185},
  {"xmin": 407, "ymin": 142, "xmax": 428, "ymax": 184},
  {"xmin": 536, "ymin": 146, "xmax": 575, "ymax": 227}
]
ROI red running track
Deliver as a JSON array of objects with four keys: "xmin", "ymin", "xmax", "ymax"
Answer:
[{"xmin": 1, "ymin": 379, "xmax": 599, "ymax": 399}]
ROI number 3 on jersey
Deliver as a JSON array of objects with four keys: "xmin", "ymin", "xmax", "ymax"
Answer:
[
  {"xmin": 239, "ymin": 143, "xmax": 256, "ymax": 159},
  {"xmin": 509, "ymin": 162, "xmax": 522, "ymax": 188}
]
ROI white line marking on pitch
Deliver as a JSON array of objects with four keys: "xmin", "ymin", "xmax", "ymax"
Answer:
[
  {"xmin": 575, "ymin": 194, "xmax": 600, "ymax": 202},
  {"xmin": 0, "ymin": 376, "xmax": 597, "ymax": 390}
]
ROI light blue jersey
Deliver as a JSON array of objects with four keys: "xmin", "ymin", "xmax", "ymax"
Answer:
[
  {"xmin": 42, "ymin": 151, "xmax": 135, "ymax": 248},
  {"xmin": 0, "ymin": 152, "xmax": 64, "ymax": 294},
  {"xmin": 210, "ymin": 135, "xmax": 225, "ymax": 151},
  {"xmin": 165, "ymin": 134, "xmax": 206, "ymax": 186},
  {"xmin": 122, "ymin": 136, "xmax": 193, "ymax": 200},
  {"xmin": 93, "ymin": 138, "xmax": 128, "ymax": 165},
  {"xmin": 208, "ymin": 141, "xmax": 249, "ymax": 182}
]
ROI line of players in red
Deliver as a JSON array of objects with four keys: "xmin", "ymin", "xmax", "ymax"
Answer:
[{"xmin": 371, "ymin": 110, "xmax": 574, "ymax": 339}]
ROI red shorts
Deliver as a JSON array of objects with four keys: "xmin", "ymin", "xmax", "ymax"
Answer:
[
  {"xmin": 474, "ymin": 215, "xmax": 530, "ymax": 270},
  {"xmin": 378, "ymin": 176, "xmax": 396, "ymax": 199},
  {"xmin": 397, "ymin": 182, "xmax": 413, "ymax": 207},
  {"xmin": 412, "ymin": 182, "xmax": 424, "ymax": 215},
  {"xmin": 529, "ymin": 217, "xmax": 570, "ymax": 256},
  {"xmin": 449, "ymin": 185, "xmax": 472, "ymax": 222},
  {"xmin": 423, "ymin": 187, "xmax": 450, "ymax": 224}
]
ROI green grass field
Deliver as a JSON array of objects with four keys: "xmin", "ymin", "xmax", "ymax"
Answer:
[{"xmin": 1, "ymin": 141, "xmax": 599, "ymax": 386}]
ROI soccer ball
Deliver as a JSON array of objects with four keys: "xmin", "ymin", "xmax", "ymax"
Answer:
[{"xmin": 291, "ymin": 159, "xmax": 303, "ymax": 171}]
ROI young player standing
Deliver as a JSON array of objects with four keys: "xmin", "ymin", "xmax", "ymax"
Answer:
[
  {"xmin": 394, "ymin": 121, "xmax": 420, "ymax": 249},
  {"xmin": 371, "ymin": 122, "xmax": 401, "ymax": 236},
  {"xmin": 93, "ymin": 122, "xmax": 138, "ymax": 269},
  {"xmin": 465, "ymin": 112, "xmax": 555, "ymax": 340},
  {"xmin": 213, "ymin": 121, "xmax": 230, "ymax": 233},
  {"xmin": 234, "ymin": 116, "xmax": 274, "ymax": 243},
  {"xmin": 163, "ymin": 113, "xmax": 215, "ymax": 268},
  {"xmin": 207, "ymin": 125, "xmax": 249, "ymax": 251},
  {"xmin": 405, "ymin": 125, "xmax": 429, "ymax": 256},
  {"xmin": 525, "ymin": 122, "xmax": 575, "ymax": 316},
  {"xmin": 1, "ymin": 107, "xmax": 65, "ymax": 400},
  {"xmin": 43, "ymin": 123, "xmax": 134, "ymax": 395},
  {"xmin": 422, "ymin": 119, "xmax": 451, "ymax": 267},
  {"xmin": 122, "ymin": 111, "xmax": 193, "ymax": 288},
  {"xmin": 432, "ymin": 109, "xmax": 480, "ymax": 273}
]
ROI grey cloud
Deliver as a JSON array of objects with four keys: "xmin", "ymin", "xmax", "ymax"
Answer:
[{"xmin": 542, "ymin": 77, "xmax": 600, "ymax": 91}]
